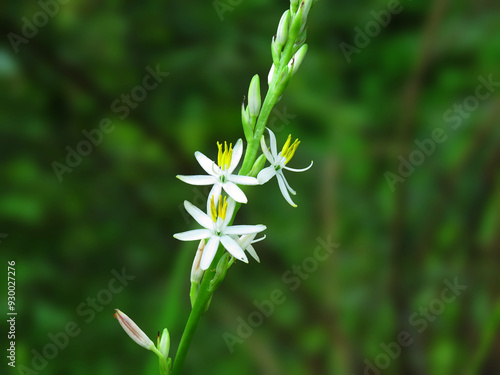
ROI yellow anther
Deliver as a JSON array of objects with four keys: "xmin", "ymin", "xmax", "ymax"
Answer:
[
  {"xmin": 210, "ymin": 195, "xmax": 228, "ymax": 222},
  {"xmin": 282, "ymin": 136, "xmax": 300, "ymax": 164},
  {"xmin": 220, "ymin": 196, "xmax": 228, "ymax": 220},
  {"xmin": 281, "ymin": 135, "xmax": 292, "ymax": 156},
  {"xmin": 210, "ymin": 196, "xmax": 217, "ymax": 222},
  {"xmin": 217, "ymin": 141, "xmax": 233, "ymax": 170}
]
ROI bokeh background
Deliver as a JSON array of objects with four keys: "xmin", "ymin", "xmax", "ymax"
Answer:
[{"xmin": 1, "ymin": 0, "xmax": 499, "ymax": 374}]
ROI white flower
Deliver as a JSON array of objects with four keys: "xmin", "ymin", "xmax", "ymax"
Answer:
[
  {"xmin": 173, "ymin": 196, "xmax": 266, "ymax": 270},
  {"xmin": 177, "ymin": 139, "xmax": 259, "ymax": 207},
  {"xmin": 257, "ymin": 128, "xmax": 313, "ymax": 207}
]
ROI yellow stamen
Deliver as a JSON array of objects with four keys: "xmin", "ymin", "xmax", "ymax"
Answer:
[
  {"xmin": 217, "ymin": 141, "xmax": 233, "ymax": 170},
  {"xmin": 281, "ymin": 135, "xmax": 292, "ymax": 156},
  {"xmin": 221, "ymin": 196, "xmax": 228, "ymax": 220},
  {"xmin": 210, "ymin": 196, "xmax": 217, "ymax": 222},
  {"xmin": 283, "ymin": 137, "xmax": 300, "ymax": 164},
  {"xmin": 210, "ymin": 195, "xmax": 228, "ymax": 222}
]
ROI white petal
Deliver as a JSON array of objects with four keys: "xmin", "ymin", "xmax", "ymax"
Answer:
[
  {"xmin": 276, "ymin": 173, "xmax": 297, "ymax": 207},
  {"xmin": 230, "ymin": 175, "xmax": 259, "ymax": 185},
  {"xmin": 260, "ymin": 135, "xmax": 275, "ymax": 163},
  {"xmin": 283, "ymin": 160, "xmax": 314, "ymax": 173},
  {"xmin": 184, "ymin": 201, "xmax": 213, "ymax": 229},
  {"xmin": 257, "ymin": 166, "xmax": 276, "ymax": 184},
  {"xmin": 280, "ymin": 173, "xmax": 296, "ymax": 195},
  {"xmin": 245, "ymin": 245, "xmax": 260, "ymax": 263},
  {"xmin": 236, "ymin": 234, "xmax": 256, "ymax": 250},
  {"xmin": 177, "ymin": 174, "xmax": 218, "ymax": 186},
  {"xmin": 173, "ymin": 229, "xmax": 212, "ymax": 241},
  {"xmin": 223, "ymin": 198, "xmax": 237, "ymax": 228},
  {"xmin": 200, "ymin": 236, "xmax": 220, "ymax": 270},
  {"xmin": 207, "ymin": 184, "xmax": 223, "ymax": 213},
  {"xmin": 267, "ymin": 128, "xmax": 278, "ymax": 158},
  {"xmin": 195, "ymin": 151, "xmax": 220, "ymax": 176},
  {"xmin": 223, "ymin": 181, "xmax": 247, "ymax": 203},
  {"xmin": 228, "ymin": 139, "xmax": 243, "ymax": 173},
  {"xmin": 220, "ymin": 235, "xmax": 248, "ymax": 263},
  {"xmin": 224, "ymin": 224, "xmax": 266, "ymax": 236}
]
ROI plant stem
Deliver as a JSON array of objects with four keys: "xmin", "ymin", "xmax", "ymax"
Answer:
[{"xmin": 170, "ymin": 257, "xmax": 217, "ymax": 375}]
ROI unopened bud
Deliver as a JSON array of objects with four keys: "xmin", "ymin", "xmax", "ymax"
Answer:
[
  {"xmin": 190, "ymin": 239, "xmax": 205, "ymax": 284},
  {"xmin": 114, "ymin": 309, "xmax": 155, "ymax": 351},
  {"xmin": 158, "ymin": 328, "xmax": 170, "ymax": 358},
  {"xmin": 268, "ymin": 63, "xmax": 275, "ymax": 85},
  {"xmin": 290, "ymin": 44, "xmax": 308, "ymax": 75},
  {"xmin": 277, "ymin": 10, "xmax": 290, "ymax": 47},
  {"xmin": 249, "ymin": 153, "xmax": 267, "ymax": 178},
  {"xmin": 248, "ymin": 74, "xmax": 261, "ymax": 117},
  {"xmin": 290, "ymin": 0, "xmax": 300, "ymax": 14}
]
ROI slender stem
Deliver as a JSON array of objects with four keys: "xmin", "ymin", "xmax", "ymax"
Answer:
[
  {"xmin": 240, "ymin": 89, "xmax": 280, "ymax": 175},
  {"xmin": 170, "ymin": 258, "xmax": 217, "ymax": 375}
]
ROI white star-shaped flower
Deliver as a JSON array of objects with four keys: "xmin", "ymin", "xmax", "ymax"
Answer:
[
  {"xmin": 173, "ymin": 196, "xmax": 266, "ymax": 270},
  {"xmin": 257, "ymin": 128, "xmax": 313, "ymax": 207},
  {"xmin": 177, "ymin": 139, "xmax": 259, "ymax": 208}
]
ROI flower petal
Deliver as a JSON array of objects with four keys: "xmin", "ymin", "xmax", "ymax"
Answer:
[
  {"xmin": 184, "ymin": 201, "xmax": 213, "ymax": 229},
  {"xmin": 276, "ymin": 173, "xmax": 297, "ymax": 207},
  {"xmin": 283, "ymin": 160, "xmax": 314, "ymax": 173},
  {"xmin": 245, "ymin": 245, "xmax": 260, "ymax": 263},
  {"xmin": 230, "ymin": 175, "xmax": 259, "ymax": 185},
  {"xmin": 173, "ymin": 229, "xmax": 212, "ymax": 241},
  {"xmin": 195, "ymin": 151, "xmax": 220, "ymax": 176},
  {"xmin": 223, "ymin": 181, "xmax": 248, "ymax": 203},
  {"xmin": 260, "ymin": 135, "xmax": 275, "ymax": 164},
  {"xmin": 280, "ymin": 172, "xmax": 296, "ymax": 195},
  {"xmin": 222, "ymin": 198, "xmax": 237, "ymax": 229},
  {"xmin": 267, "ymin": 128, "xmax": 278, "ymax": 158},
  {"xmin": 257, "ymin": 166, "xmax": 276, "ymax": 184},
  {"xmin": 220, "ymin": 235, "xmax": 248, "ymax": 263},
  {"xmin": 228, "ymin": 139, "xmax": 243, "ymax": 173},
  {"xmin": 224, "ymin": 224, "xmax": 266, "ymax": 235},
  {"xmin": 177, "ymin": 175, "xmax": 218, "ymax": 186},
  {"xmin": 200, "ymin": 236, "xmax": 220, "ymax": 270}
]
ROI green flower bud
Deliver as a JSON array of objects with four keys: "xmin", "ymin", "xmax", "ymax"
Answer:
[
  {"xmin": 276, "ymin": 10, "xmax": 290, "ymax": 47},
  {"xmin": 248, "ymin": 74, "xmax": 261, "ymax": 117},
  {"xmin": 290, "ymin": 44, "xmax": 308, "ymax": 75},
  {"xmin": 158, "ymin": 328, "xmax": 170, "ymax": 359},
  {"xmin": 249, "ymin": 153, "xmax": 267, "ymax": 178}
]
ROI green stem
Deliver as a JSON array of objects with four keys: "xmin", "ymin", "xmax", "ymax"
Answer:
[{"xmin": 170, "ymin": 255, "xmax": 218, "ymax": 375}]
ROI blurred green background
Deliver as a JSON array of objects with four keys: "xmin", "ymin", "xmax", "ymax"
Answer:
[{"xmin": 1, "ymin": 0, "xmax": 499, "ymax": 374}]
